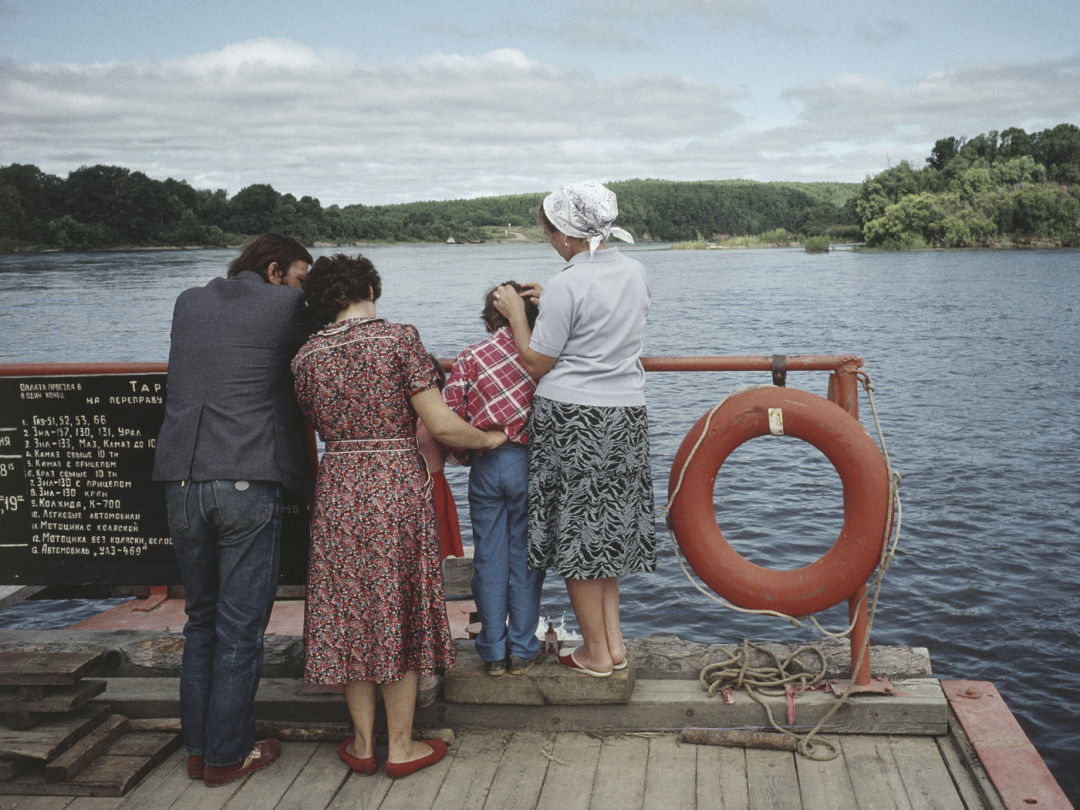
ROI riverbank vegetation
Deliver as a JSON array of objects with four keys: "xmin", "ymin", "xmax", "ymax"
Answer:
[
  {"xmin": 853, "ymin": 123, "xmax": 1080, "ymax": 249},
  {"xmin": 0, "ymin": 165, "xmax": 858, "ymax": 253},
  {"xmin": 2, "ymin": 123, "xmax": 1076, "ymax": 253}
]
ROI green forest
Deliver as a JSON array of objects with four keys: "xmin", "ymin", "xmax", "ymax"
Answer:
[
  {"xmin": 1, "ymin": 122, "xmax": 1077, "ymax": 252},
  {"xmin": 853, "ymin": 123, "xmax": 1080, "ymax": 248}
]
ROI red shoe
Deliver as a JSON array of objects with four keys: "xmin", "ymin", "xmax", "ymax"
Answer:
[
  {"xmin": 203, "ymin": 739, "xmax": 281, "ymax": 787},
  {"xmin": 187, "ymin": 755, "xmax": 204, "ymax": 778},
  {"xmin": 384, "ymin": 739, "xmax": 448, "ymax": 779},
  {"xmin": 337, "ymin": 737, "xmax": 377, "ymax": 775}
]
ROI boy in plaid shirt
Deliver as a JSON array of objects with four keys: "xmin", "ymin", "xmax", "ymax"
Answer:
[{"xmin": 444, "ymin": 282, "xmax": 545, "ymax": 676}]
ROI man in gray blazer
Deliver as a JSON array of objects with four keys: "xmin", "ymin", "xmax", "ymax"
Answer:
[{"xmin": 152, "ymin": 233, "xmax": 317, "ymax": 787}]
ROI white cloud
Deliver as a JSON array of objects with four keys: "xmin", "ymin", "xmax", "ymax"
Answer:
[
  {"xmin": 2, "ymin": 41, "xmax": 1078, "ymax": 204},
  {"xmin": 783, "ymin": 58, "xmax": 1080, "ymax": 141},
  {"xmin": 0, "ymin": 42, "xmax": 742, "ymax": 204}
]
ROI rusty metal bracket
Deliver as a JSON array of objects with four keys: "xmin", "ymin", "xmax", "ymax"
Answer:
[{"xmin": 771, "ymin": 354, "xmax": 787, "ymax": 387}]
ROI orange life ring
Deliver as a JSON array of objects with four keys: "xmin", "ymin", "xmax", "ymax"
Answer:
[{"xmin": 667, "ymin": 387, "xmax": 890, "ymax": 617}]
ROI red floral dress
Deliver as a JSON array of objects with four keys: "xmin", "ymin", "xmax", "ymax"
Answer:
[{"xmin": 292, "ymin": 318, "xmax": 456, "ymax": 683}]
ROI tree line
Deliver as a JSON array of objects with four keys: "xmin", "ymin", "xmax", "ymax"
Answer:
[
  {"xmin": 3, "ymin": 122, "xmax": 1076, "ymax": 253},
  {"xmin": 0, "ymin": 162, "xmax": 859, "ymax": 252},
  {"xmin": 852, "ymin": 123, "xmax": 1080, "ymax": 248}
]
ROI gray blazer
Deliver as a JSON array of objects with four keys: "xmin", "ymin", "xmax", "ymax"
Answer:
[{"xmin": 151, "ymin": 270, "xmax": 315, "ymax": 496}]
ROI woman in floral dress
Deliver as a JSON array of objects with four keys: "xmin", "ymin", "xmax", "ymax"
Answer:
[{"xmin": 293, "ymin": 254, "xmax": 506, "ymax": 778}]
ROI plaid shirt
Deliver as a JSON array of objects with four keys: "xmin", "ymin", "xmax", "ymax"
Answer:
[{"xmin": 443, "ymin": 327, "xmax": 536, "ymax": 446}]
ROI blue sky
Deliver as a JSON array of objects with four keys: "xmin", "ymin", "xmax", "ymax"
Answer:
[{"xmin": 1, "ymin": 0, "xmax": 1078, "ymax": 205}]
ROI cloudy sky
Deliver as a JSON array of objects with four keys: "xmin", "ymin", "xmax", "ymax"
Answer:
[{"xmin": 1, "ymin": 0, "xmax": 1078, "ymax": 206}]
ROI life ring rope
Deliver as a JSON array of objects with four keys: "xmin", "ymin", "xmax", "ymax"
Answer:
[
  {"xmin": 658, "ymin": 374, "xmax": 903, "ymax": 635},
  {"xmin": 659, "ymin": 373, "xmax": 902, "ymax": 760}
]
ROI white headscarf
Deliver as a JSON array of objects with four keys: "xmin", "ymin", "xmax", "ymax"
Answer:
[{"xmin": 542, "ymin": 181, "xmax": 635, "ymax": 257}]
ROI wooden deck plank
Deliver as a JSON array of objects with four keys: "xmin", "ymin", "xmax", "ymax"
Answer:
[
  {"xmin": 379, "ymin": 740, "xmax": 456, "ymax": 810},
  {"xmin": 57, "ymin": 799, "xmax": 118, "ymax": 810},
  {"xmin": 482, "ymin": 731, "xmax": 554, "ymax": 810},
  {"xmin": 431, "ymin": 731, "xmax": 507, "ymax": 810},
  {"xmin": 0, "ymin": 681, "xmax": 107, "ymax": 714},
  {"xmin": 696, "ymin": 742, "xmax": 749, "ymax": 810},
  {"xmin": 794, "ymin": 744, "xmax": 858, "ymax": 810},
  {"xmin": 0, "ymin": 798, "xmax": 76, "ymax": 809},
  {"xmin": 0, "ymin": 654, "xmax": 104, "ymax": 688},
  {"xmin": 642, "ymin": 735, "xmax": 696, "ymax": 810},
  {"xmin": 889, "ymin": 735, "xmax": 968, "ymax": 810},
  {"xmin": 535, "ymin": 732, "xmax": 601, "ymax": 810},
  {"xmin": 0, "ymin": 703, "xmax": 111, "ymax": 761},
  {"xmin": 745, "ymin": 749, "xmax": 801, "ymax": 810},
  {"xmin": 112, "ymin": 748, "xmax": 188, "ymax": 810},
  {"xmin": 323, "ymin": 770, "xmax": 393, "ymax": 810},
  {"xmin": 45, "ymin": 716, "xmax": 128, "ymax": 783},
  {"xmin": 589, "ymin": 735, "xmax": 648, "ymax": 810},
  {"xmin": 936, "ymin": 731, "xmax": 997, "ymax": 810},
  {"xmin": 222, "ymin": 740, "xmax": 315, "ymax": 810},
  {"xmin": 269, "ymin": 742, "xmax": 349, "ymax": 810},
  {"xmin": 840, "ymin": 736, "xmax": 913, "ymax": 810}
]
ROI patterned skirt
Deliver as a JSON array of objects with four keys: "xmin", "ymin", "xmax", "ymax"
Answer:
[{"xmin": 527, "ymin": 396, "xmax": 657, "ymax": 579}]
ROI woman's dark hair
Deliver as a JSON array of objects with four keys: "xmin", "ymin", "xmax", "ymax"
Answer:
[
  {"xmin": 482, "ymin": 281, "xmax": 539, "ymax": 331},
  {"xmin": 227, "ymin": 233, "xmax": 313, "ymax": 282},
  {"xmin": 302, "ymin": 253, "xmax": 382, "ymax": 323},
  {"xmin": 427, "ymin": 353, "xmax": 447, "ymax": 390},
  {"xmin": 536, "ymin": 206, "xmax": 560, "ymax": 235}
]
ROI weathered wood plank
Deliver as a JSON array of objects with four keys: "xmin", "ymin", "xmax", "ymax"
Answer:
[
  {"xmin": 642, "ymin": 735, "xmax": 696, "ymax": 810},
  {"xmin": 102, "ymin": 733, "xmax": 181, "ymax": 766},
  {"xmin": 63, "ymin": 755, "xmax": 158, "ymax": 798},
  {"xmin": 65, "ymin": 796, "xmax": 122, "ymax": 810},
  {"xmin": 697, "ymin": 745, "xmax": 749, "ymax": 810},
  {"xmin": 535, "ymin": 732, "xmax": 601, "ymax": 810},
  {"xmin": 888, "ymin": 735, "xmax": 967, "ymax": 810},
  {"xmin": 0, "ymin": 753, "xmax": 154, "ymax": 800},
  {"xmin": 112, "ymin": 749, "xmax": 194, "ymax": 810},
  {"xmin": 445, "ymin": 649, "xmax": 634, "ymax": 706},
  {"xmin": 794, "ymin": 744, "xmax": 858, "ymax": 810},
  {"xmin": 380, "ymin": 739, "xmax": 455, "ymax": 810},
  {"xmin": 483, "ymin": 731, "xmax": 554, "ymax": 810},
  {"xmin": 937, "ymin": 721, "xmax": 1002, "ymax": 810},
  {"xmin": 324, "ymin": 769, "xmax": 393, "ymax": 810},
  {"xmin": 0, "ymin": 655, "xmax": 104, "ymax": 688},
  {"xmin": 589, "ymin": 735, "xmax": 649, "ymax": 810},
  {"xmin": 0, "ymin": 796, "xmax": 76, "ymax": 809},
  {"xmin": 0, "ymin": 704, "xmax": 111, "ymax": 761},
  {"xmin": 45, "ymin": 716, "xmax": 128, "ymax": 783},
  {"xmin": 431, "ymin": 732, "xmax": 507, "ymax": 810},
  {"xmin": 840, "ymin": 735, "xmax": 913, "ymax": 810},
  {"xmin": 269, "ymin": 742, "xmax": 349, "ymax": 810},
  {"xmin": 224, "ymin": 740, "xmax": 319, "ymax": 810},
  {"xmin": 745, "ymin": 749, "xmax": 801, "ymax": 810},
  {"xmin": 0, "ymin": 683, "xmax": 107, "ymax": 715}
]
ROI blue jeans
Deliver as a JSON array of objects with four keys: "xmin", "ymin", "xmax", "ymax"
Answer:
[
  {"xmin": 468, "ymin": 445, "xmax": 545, "ymax": 661},
  {"xmin": 164, "ymin": 480, "xmax": 282, "ymax": 768}
]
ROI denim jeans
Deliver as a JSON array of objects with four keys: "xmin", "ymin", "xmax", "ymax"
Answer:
[
  {"xmin": 468, "ymin": 445, "xmax": 545, "ymax": 661},
  {"xmin": 164, "ymin": 479, "xmax": 282, "ymax": 768}
]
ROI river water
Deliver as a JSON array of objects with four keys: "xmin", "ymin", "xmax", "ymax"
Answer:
[{"xmin": 1, "ymin": 243, "xmax": 1078, "ymax": 801}]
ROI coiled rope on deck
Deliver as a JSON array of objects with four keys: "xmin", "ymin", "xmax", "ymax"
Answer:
[{"xmin": 658, "ymin": 374, "xmax": 903, "ymax": 760}]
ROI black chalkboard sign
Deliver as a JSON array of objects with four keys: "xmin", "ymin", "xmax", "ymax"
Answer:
[{"xmin": 0, "ymin": 368, "xmax": 310, "ymax": 585}]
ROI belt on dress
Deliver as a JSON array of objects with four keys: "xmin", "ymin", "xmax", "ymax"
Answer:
[{"xmin": 323, "ymin": 437, "xmax": 419, "ymax": 455}]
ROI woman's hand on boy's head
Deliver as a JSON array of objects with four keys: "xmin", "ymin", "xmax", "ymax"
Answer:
[
  {"xmin": 493, "ymin": 284, "xmax": 525, "ymax": 320},
  {"xmin": 519, "ymin": 281, "xmax": 544, "ymax": 304}
]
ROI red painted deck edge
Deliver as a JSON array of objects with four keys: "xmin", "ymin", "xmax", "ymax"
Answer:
[{"xmin": 941, "ymin": 680, "xmax": 1073, "ymax": 810}]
